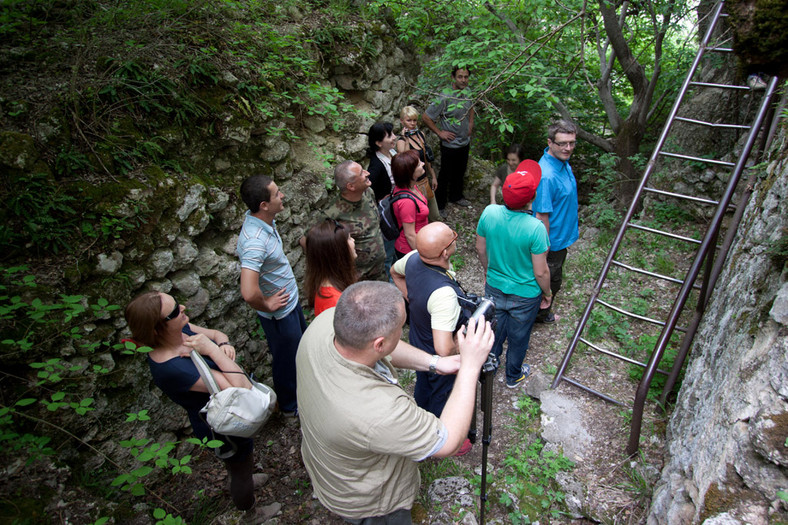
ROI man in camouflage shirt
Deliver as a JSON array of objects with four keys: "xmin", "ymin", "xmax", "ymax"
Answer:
[{"xmin": 324, "ymin": 160, "xmax": 387, "ymax": 282}]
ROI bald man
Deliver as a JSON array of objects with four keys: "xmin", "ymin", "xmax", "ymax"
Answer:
[{"xmin": 391, "ymin": 222, "xmax": 474, "ymax": 456}]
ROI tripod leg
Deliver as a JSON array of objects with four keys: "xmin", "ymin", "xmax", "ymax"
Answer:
[
  {"xmin": 468, "ymin": 380, "xmax": 479, "ymax": 444},
  {"xmin": 478, "ymin": 367, "xmax": 495, "ymax": 525}
]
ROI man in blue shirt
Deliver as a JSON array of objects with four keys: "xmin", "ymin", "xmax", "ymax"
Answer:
[
  {"xmin": 533, "ymin": 120, "xmax": 579, "ymax": 324},
  {"xmin": 237, "ymin": 174, "xmax": 306, "ymax": 416}
]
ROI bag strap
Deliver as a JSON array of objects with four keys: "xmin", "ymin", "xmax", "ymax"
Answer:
[
  {"xmin": 190, "ymin": 351, "xmax": 222, "ymax": 395},
  {"xmin": 390, "ymin": 190, "xmax": 422, "ymax": 212}
]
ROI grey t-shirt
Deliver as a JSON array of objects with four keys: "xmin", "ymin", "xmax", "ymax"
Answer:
[
  {"xmin": 494, "ymin": 163, "xmax": 514, "ymax": 184},
  {"xmin": 425, "ymin": 89, "xmax": 473, "ymax": 149}
]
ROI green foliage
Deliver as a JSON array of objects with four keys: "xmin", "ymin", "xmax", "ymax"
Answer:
[
  {"xmin": 627, "ymin": 333, "xmax": 683, "ymax": 401},
  {"xmin": 0, "ymin": 173, "xmax": 81, "ymax": 254},
  {"xmin": 501, "ymin": 439, "xmax": 574, "ymax": 520},
  {"xmin": 586, "ymin": 153, "xmax": 625, "ymax": 230},
  {"xmin": 514, "ymin": 394, "xmax": 540, "ymax": 425},
  {"xmin": 0, "ymin": 266, "xmax": 190, "ymax": 521}
]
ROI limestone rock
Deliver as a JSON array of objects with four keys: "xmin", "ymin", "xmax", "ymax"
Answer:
[
  {"xmin": 95, "ymin": 251, "xmax": 123, "ymax": 275},
  {"xmin": 770, "ymin": 282, "xmax": 788, "ymax": 325},
  {"xmin": 170, "ymin": 270, "xmax": 201, "ymax": 297},
  {"xmin": 428, "ymin": 476, "xmax": 475, "ymax": 509},
  {"xmin": 176, "ymin": 184, "xmax": 205, "ymax": 222},
  {"xmin": 539, "ymin": 390, "xmax": 592, "ymax": 462},
  {"xmin": 194, "ymin": 246, "xmax": 221, "ymax": 275},
  {"xmin": 147, "ymin": 249, "xmax": 175, "ymax": 278},
  {"xmin": 172, "ymin": 236, "xmax": 199, "ymax": 267},
  {"xmin": 0, "ymin": 131, "xmax": 39, "ymax": 171},
  {"xmin": 261, "ymin": 136, "xmax": 290, "ymax": 163}
]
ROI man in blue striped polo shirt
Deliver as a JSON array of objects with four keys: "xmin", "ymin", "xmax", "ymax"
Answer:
[{"xmin": 237, "ymin": 174, "xmax": 306, "ymax": 416}]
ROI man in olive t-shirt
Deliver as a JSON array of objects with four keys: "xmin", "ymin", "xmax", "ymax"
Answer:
[{"xmin": 296, "ymin": 281, "xmax": 493, "ymax": 523}]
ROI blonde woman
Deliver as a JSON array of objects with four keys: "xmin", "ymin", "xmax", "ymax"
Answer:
[{"xmin": 397, "ymin": 106, "xmax": 441, "ymax": 221}]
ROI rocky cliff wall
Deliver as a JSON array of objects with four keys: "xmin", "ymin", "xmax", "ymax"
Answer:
[
  {"xmin": 0, "ymin": 22, "xmax": 426, "ymax": 471},
  {"xmin": 648, "ymin": 123, "xmax": 788, "ymax": 524}
]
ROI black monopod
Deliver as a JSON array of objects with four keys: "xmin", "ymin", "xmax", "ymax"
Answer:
[{"xmin": 461, "ymin": 297, "xmax": 498, "ymax": 525}]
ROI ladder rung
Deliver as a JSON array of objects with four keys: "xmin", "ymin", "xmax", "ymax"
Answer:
[
  {"xmin": 596, "ymin": 299, "xmax": 688, "ymax": 333},
  {"xmin": 579, "ymin": 337, "xmax": 670, "ymax": 375},
  {"xmin": 674, "ymin": 116, "xmax": 750, "ymax": 130},
  {"xmin": 705, "ymin": 46, "xmax": 733, "ymax": 53},
  {"xmin": 627, "ymin": 222, "xmax": 703, "ymax": 244},
  {"xmin": 643, "ymin": 186, "xmax": 720, "ymax": 206},
  {"xmin": 659, "ymin": 151, "xmax": 736, "ymax": 167},
  {"xmin": 611, "ymin": 259, "xmax": 702, "ymax": 289},
  {"xmin": 689, "ymin": 81, "xmax": 750, "ymax": 91},
  {"xmin": 597, "ymin": 299, "xmax": 668, "ymax": 328},
  {"xmin": 559, "ymin": 375, "xmax": 625, "ymax": 406}
]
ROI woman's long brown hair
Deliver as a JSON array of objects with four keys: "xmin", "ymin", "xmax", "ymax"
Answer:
[{"xmin": 304, "ymin": 219, "xmax": 358, "ymax": 306}]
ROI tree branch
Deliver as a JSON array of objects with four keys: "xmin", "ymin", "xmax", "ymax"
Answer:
[
  {"xmin": 483, "ymin": 2, "xmax": 525, "ymax": 45},
  {"xmin": 598, "ymin": 0, "xmax": 647, "ymax": 91},
  {"xmin": 553, "ymin": 99, "xmax": 614, "ymax": 152}
]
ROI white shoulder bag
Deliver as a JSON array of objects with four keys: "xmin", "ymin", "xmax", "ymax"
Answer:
[{"xmin": 190, "ymin": 351, "xmax": 276, "ymax": 438}]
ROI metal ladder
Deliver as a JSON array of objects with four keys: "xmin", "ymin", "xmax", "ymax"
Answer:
[{"xmin": 549, "ymin": 0, "xmax": 782, "ymax": 455}]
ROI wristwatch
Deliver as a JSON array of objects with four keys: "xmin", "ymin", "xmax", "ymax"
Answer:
[{"xmin": 428, "ymin": 355, "xmax": 440, "ymax": 374}]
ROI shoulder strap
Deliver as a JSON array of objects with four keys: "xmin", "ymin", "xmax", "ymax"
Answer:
[
  {"xmin": 190, "ymin": 351, "xmax": 222, "ymax": 395},
  {"xmin": 390, "ymin": 191, "xmax": 422, "ymax": 212}
]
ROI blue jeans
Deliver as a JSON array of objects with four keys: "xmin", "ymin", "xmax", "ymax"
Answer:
[
  {"xmin": 257, "ymin": 307, "xmax": 306, "ymax": 412},
  {"xmin": 485, "ymin": 283, "xmax": 542, "ymax": 384}
]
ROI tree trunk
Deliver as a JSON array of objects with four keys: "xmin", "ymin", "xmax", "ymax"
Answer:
[{"xmin": 612, "ymin": 117, "xmax": 644, "ymax": 206}]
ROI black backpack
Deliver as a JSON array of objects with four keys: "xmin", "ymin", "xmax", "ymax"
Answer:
[{"xmin": 378, "ymin": 191, "xmax": 422, "ymax": 241}]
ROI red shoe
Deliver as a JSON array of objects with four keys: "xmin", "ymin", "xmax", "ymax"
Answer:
[{"xmin": 454, "ymin": 438, "xmax": 473, "ymax": 457}]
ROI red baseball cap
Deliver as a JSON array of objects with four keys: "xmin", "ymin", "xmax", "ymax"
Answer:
[{"xmin": 503, "ymin": 159, "xmax": 542, "ymax": 209}]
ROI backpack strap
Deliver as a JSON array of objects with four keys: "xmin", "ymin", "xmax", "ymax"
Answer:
[{"xmin": 391, "ymin": 189, "xmax": 423, "ymax": 212}]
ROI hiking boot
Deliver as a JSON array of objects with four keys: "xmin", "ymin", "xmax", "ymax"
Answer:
[{"xmin": 439, "ymin": 208, "xmax": 448, "ymax": 219}]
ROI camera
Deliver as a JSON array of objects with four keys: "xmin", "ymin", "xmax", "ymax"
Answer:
[
  {"xmin": 456, "ymin": 293, "xmax": 497, "ymax": 333},
  {"xmin": 456, "ymin": 294, "xmax": 499, "ymax": 373}
]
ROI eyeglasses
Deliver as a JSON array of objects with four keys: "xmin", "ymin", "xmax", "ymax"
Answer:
[
  {"xmin": 441, "ymin": 230, "xmax": 459, "ymax": 254},
  {"xmin": 552, "ymin": 140, "xmax": 576, "ymax": 149},
  {"xmin": 163, "ymin": 300, "xmax": 180, "ymax": 322}
]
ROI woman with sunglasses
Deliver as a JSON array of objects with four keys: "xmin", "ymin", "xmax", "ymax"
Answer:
[
  {"xmin": 124, "ymin": 292, "xmax": 268, "ymax": 520},
  {"xmin": 392, "ymin": 150, "xmax": 429, "ymax": 259},
  {"xmin": 304, "ymin": 218, "xmax": 358, "ymax": 316}
]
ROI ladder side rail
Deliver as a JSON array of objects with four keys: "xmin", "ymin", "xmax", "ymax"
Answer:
[
  {"xmin": 626, "ymin": 74, "xmax": 781, "ymax": 455},
  {"xmin": 659, "ymin": 91, "xmax": 781, "ymax": 404},
  {"xmin": 552, "ymin": 0, "xmax": 725, "ymax": 391}
]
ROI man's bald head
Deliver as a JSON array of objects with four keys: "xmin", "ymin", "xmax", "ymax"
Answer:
[{"xmin": 416, "ymin": 222, "xmax": 457, "ymax": 262}]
